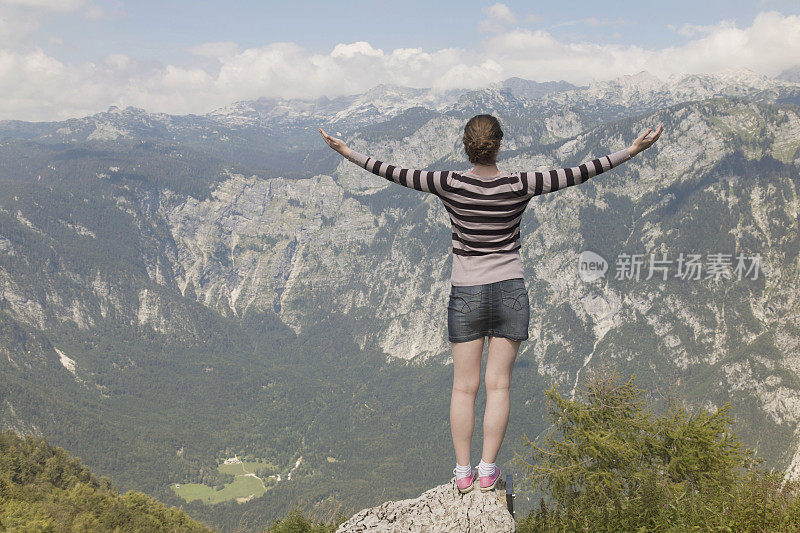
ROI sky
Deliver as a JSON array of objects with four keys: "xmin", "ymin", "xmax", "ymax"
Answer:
[{"xmin": 1, "ymin": 0, "xmax": 799, "ymax": 121}]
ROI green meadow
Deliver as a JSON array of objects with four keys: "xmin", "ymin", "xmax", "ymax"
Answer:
[
  {"xmin": 174, "ymin": 459, "xmax": 278, "ymax": 504},
  {"xmin": 218, "ymin": 459, "xmax": 277, "ymax": 477}
]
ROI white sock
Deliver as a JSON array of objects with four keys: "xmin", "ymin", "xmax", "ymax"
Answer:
[
  {"xmin": 455, "ymin": 462, "xmax": 472, "ymax": 479},
  {"xmin": 478, "ymin": 459, "xmax": 496, "ymax": 477}
]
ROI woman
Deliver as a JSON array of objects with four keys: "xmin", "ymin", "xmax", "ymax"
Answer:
[{"xmin": 319, "ymin": 115, "xmax": 663, "ymax": 494}]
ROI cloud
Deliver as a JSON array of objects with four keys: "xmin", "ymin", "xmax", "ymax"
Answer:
[
  {"xmin": 0, "ymin": 0, "xmax": 122, "ymax": 19},
  {"xmin": 330, "ymin": 41, "xmax": 384, "ymax": 58},
  {"xmin": 83, "ymin": 3, "xmax": 119, "ymax": 20},
  {"xmin": 0, "ymin": 0, "xmax": 121, "ymax": 49},
  {"xmin": 660, "ymin": 11, "xmax": 800, "ymax": 75},
  {"xmin": 478, "ymin": 3, "xmax": 518, "ymax": 33},
  {"xmin": 1, "ymin": 10, "xmax": 799, "ymax": 121},
  {"xmin": 0, "ymin": 0, "xmax": 88, "ymax": 12},
  {"xmin": 478, "ymin": 3, "xmax": 540, "ymax": 33},
  {"xmin": 552, "ymin": 16, "xmax": 630, "ymax": 29},
  {"xmin": 0, "ymin": 4, "xmax": 39, "ymax": 46},
  {"xmin": 186, "ymin": 41, "xmax": 240, "ymax": 60},
  {"xmin": 480, "ymin": 10, "xmax": 800, "ymax": 83},
  {"xmin": 673, "ymin": 19, "xmax": 736, "ymax": 38}
]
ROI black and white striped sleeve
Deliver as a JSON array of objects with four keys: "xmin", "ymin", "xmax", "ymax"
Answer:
[
  {"xmin": 522, "ymin": 148, "xmax": 632, "ymax": 198},
  {"xmin": 345, "ymin": 149, "xmax": 447, "ymax": 196}
]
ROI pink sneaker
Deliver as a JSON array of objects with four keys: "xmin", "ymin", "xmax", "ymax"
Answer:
[
  {"xmin": 479, "ymin": 465, "xmax": 501, "ymax": 491},
  {"xmin": 453, "ymin": 467, "xmax": 475, "ymax": 494}
]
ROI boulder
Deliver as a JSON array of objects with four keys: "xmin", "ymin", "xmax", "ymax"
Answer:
[{"xmin": 336, "ymin": 475, "xmax": 515, "ymax": 532}]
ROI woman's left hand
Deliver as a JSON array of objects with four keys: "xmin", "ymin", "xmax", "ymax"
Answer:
[
  {"xmin": 627, "ymin": 124, "xmax": 664, "ymax": 157},
  {"xmin": 319, "ymin": 127, "xmax": 351, "ymax": 158}
]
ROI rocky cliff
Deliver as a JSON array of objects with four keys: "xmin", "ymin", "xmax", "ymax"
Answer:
[{"xmin": 336, "ymin": 476, "xmax": 515, "ymax": 532}]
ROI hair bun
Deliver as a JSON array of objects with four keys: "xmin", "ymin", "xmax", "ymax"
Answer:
[{"xmin": 463, "ymin": 114, "xmax": 503, "ymax": 165}]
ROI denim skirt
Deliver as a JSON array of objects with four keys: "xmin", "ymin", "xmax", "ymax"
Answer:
[{"xmin": 447, "ymin": 277, "xmax": 530, "ymax": 343}]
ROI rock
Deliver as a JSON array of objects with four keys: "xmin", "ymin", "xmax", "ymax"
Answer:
[{"xmin": 335, "ymin": 476, "xmax": 515, "ymax": 532}]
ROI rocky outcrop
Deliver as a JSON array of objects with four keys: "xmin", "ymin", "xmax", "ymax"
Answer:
[{"xmin": 336, "ymin": 476, "xmax": 515, "ymax": 532}]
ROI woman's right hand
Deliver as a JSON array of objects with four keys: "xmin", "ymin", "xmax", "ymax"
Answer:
[
  {"xmin": 628, "ymin": 124, "xmax": 664, "ymax": 157},
  {"xmin": 319, "ymin": 127, "xmax": 351, "ymax": 159}
]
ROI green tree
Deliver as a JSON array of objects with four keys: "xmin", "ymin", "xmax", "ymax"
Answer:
[
  {"xmin": 513, "ymin": 366, "xmax": 800, "ymax": 531},
  {"xmin": 265, "ymin": 504, "xmax": 348, "ymax": 533},
  {"xmin": 0, "ymin": 430, "xmax": 213, "ymax": 532}
]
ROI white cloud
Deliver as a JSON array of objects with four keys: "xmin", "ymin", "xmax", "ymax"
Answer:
[
  {"xmin": 660, "ymin": 11, "xmax": 800, "ymax": 75},
  {"xmin": 0, "ymin": 5, "xmax": 39, "ymax": 46},
  {"xmin": 478, "ymin": 3, "xmax": 518, "ymax": 33},
  {"xmin": 552, "ymin": 16, "xmax": 630, "ymax": 29},
  {"xmin": 0, "ymin": 0, "xmax": 120, "ymax": 49},
  {"xmin": 103, "ymin": 53, "xmax": 129, "ymax": 69},
  {"xmin": 0, "ymin": 0, "xmax": 88, "ymax": 12},
  {"xmin": 186, "ymin": 41, "xmax": 240, "ymax": 60},
  {"xmin": 0, "ymin": 10, "xmax": 799, "ymax": 121},
  {"xmin": 433, "ymin": 59, "xmax": 505, "ymax": 92},
  {"xmin": 83, "ymin": 3, "xmax": 112, "ymax": 20},
  {"xmin": 0, "ymin": 0, "xmax": 122, "ymax": 19},
  {"xmin": 675, "ymin": 20, "xmax": 736, "ymax": 38},
  {"xmin": 331, "ymin": 41, "xmax": 384, "ymax": 58}
]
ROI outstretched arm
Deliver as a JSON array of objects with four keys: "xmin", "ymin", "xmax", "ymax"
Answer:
[
  {"xmin": 319, "ymin": 128, "xmax": 444, "ymax": 195},
  {"xmin": 523, "ymin": 124, "xmax": 663, "ymax": 197}
]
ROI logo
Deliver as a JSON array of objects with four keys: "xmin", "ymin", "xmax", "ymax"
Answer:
[{"xmin": 578, "ymin": 250, "xmax": 608, "ymax": 282}]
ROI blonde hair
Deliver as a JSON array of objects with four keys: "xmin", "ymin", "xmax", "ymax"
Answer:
[{"xmin": 462, "ymin": 114, "xmax": 503, "ymax": 165}]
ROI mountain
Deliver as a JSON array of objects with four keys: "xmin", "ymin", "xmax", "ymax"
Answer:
[
  {"xmin": 210, "ymin": 83, "xmax": 467, "ymax": 129},
  {"xmin": 492, "ymin": 76, "xmax": 581, "ymax": 100},
  {"xmin": 0, "ymin": 72, "xmax": 799, "ymax": 531},
  {"xmin": 777, "ymin": 65, "xmax": 800, "ymax": 84}
]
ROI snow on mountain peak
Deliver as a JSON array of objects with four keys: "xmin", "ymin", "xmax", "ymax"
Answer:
[{"xmin": 583, "ymin": 70, "xmax": 665, "ymax": 100}]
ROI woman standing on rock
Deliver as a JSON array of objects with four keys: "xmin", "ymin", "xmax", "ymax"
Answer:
[{"xmin": 320, "ymin": 116, "xmax": 662, "ymax": 494}]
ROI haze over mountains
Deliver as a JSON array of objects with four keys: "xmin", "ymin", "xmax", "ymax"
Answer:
[{"xmin": 1, "ymin": 66, "xmax": 799, "ymax": 531}]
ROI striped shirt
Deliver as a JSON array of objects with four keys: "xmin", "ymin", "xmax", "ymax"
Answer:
[{"xmin": 345, "ymin": 147, "xmax": 632, "ymax": 286}]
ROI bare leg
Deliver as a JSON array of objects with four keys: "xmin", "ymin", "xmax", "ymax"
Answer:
[
  {"xmin": 450, "ymin": 337, "xmax": 484, "ymax": 466},
  {"xmin": 482, "ymin": 336, "xmax": 521, "ymax": 464}
]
